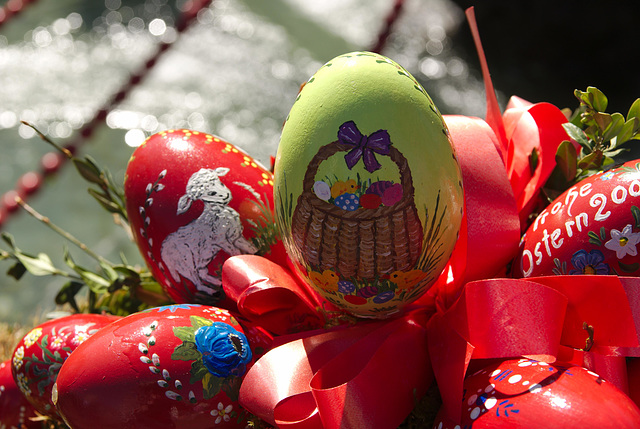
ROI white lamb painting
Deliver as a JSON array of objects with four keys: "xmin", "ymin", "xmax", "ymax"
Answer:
[{"xmin": 160, "ymin": 167, "xmax": 258, "ymax": 299}]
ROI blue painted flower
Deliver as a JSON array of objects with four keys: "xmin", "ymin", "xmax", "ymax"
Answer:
[
  {"xmin": 152, "ymin": 303, "xmax": 202, "ymax": 313},
  {"xmin": 569, "ymin": 249, "xmax": 610, "ymax": 275},
  {"xmin": 195, "ymin": 322, "xmax": 252, "ymax": 378}
]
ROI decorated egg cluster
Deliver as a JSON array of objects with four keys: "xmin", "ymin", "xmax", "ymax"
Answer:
[{"xmin": 3, "ymin": 21, "xmax": 640, "ymax": 429}]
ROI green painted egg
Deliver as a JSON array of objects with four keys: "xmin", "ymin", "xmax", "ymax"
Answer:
[{"xmin": 274, "ymin": 51, "xmax": 463, "ymax": 318}]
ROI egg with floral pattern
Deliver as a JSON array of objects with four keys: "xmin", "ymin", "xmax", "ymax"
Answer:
[
  {"xmin": 10, "ymin": 313, "xmax": 119, "ymax": 420},
  {"xmin": 124, "ymin": 129, "xmax": 286, "ymax": 308},
  {"xmin": 0, "ymin": 359, "xmax": 40, "ymax": 428},
  {"xmin": 54, "ymin": 304, "xmax": 269, "ymax": 428},
  {"xmin": 433, "ymin": 358, "xmax": 640, "ymax": 428},
  {"xmin": 517, "ymin": 160, "xmax": 640, "ymax": 278}
]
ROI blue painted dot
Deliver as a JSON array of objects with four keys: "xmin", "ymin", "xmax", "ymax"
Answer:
[{"xmin": 338, "ymin": 280, "xmax": 356, "ymax": 294}]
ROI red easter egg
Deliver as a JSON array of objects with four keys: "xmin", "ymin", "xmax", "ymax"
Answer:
[
  {"xmin": 381, "ymin": 182, "xmax": 403, "ymax": 206},
  {"xmin": 10, "ymin": 313, "xmax": 119, "ymax": 420},
  {"xmin": 0, "ymin": 359, "xmax": 40, "ymax": 428},
  {"xmin": 124, "ymin": 129, "xmax": 286, "ymax": 307},
  {"xmin": 54, "ymin": 304, "xmax": 268, "ymax": 428},
  {"xmin": 433, "ymin": 358, "xmax": 640, "ymax": 428},
  {"xmin": 359, "ymin": 193, "xmax": 382, "ymax": 209},
  {"xmin": 517, "ymin": 160, "xmax": 640, "ymax": 277}
]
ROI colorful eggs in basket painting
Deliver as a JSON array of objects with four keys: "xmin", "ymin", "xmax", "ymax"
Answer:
[
  {"xmin": 10, "ymin": 313, "xmax": 119, "ymax": 420},
  {"xmin": 124, "ymin": 130, "xmax": 284, "ymax": 306},
  {"xmin": 274, "ymin": 52, "xmax": 464, "ymax": 318},
  {"xmin": 54, "ymin": 304, "xmax": 268, "ymax": 428},
  {"xmin": 433, "ymin": 358, "xmax": 640, "ymax": 428},
  {"xmin": 517, "ymin": 160, "xmax": 640, "ymax": 277}
]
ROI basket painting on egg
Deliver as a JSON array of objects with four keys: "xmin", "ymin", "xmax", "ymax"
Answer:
[{"xmin": 282, "ymin": 120, "xmax": 449, "ymax": 316}]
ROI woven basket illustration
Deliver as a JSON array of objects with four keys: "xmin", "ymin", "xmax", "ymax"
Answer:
[{"xmin": 290, "ymin": 139, "xmax": 424, "ymax": 280}]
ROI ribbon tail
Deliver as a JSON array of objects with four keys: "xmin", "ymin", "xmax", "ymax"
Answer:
[
  {"xmin": 362, "ymin": 149, "xmax": 382, "ymax": 173},
  {"xmin": 344, "ymin": 147, "xmax": 364, "ymax": 170}
]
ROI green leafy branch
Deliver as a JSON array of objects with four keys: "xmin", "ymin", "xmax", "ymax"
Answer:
[
  {"xmin": 22, "ymin": 121, "xmax": 129, "ymax": 224},
  {"xmin": 551, "ymin": 87, "xmax": 640, "ymax": 188},
  {"xmin": 0, "ymin": 199, "xmax": 168, "ymax": 315}
]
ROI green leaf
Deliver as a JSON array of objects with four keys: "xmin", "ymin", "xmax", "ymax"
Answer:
[
  {"xmin": 72, "ymin": 157, "xmax": 103, "ymax": 185},
  {"xmin": 587, "ymin": 86, "xmax": 608, "ymax": 112},
  {"xmin": 578, "ymin": 151, "xmax": 602, "ymax": 170},
  {"xmin": 55, "ymin": 281, "xmax": 84, "ymax": 312},
  {"xmin": 88, "ymin": 189, "xmax": 122, "ymax": 214},
  {"xmin": 616, "ymin": 118, "xmax": 639, "ymax": 145},
  {"xmin": 528, "ymin": 147, "xmax": 540, "ymax": 175},
  {"xmin": 593, "ymin": 112, "xmax": 612, "ymax": 134},
  {"xmin": 63, "ymin": 249, "xmax": 109, "ymax": 294},
  {"xmin": 588, "ymin": 230, "xmax": 602, "ymax": 246},
  {"xmin": 632, "ymin": 206, "xmax": 640, "ymax": 228},
  {"xmin": 602, "ymin": 112, "xmax": 625, "ymax": 143},
  {"xmin": 627, "ymin": 98, "xmax": 640, "ymax": 122},
  {"xmin": 6, "ymin": 262, "xmax": 27, "ymax": 280},
  {"xmin": 189, "ymin": 359, "xmax": 209, "ymax": 384},
  {"xmin": 190, "ymin": 316, "xmax": 214, "ymax": 330},
  {"xmin": 171, "ymin": 341, "xmax": 200, "ymax": 361},
  {"xmin": 173, "ymin": 326, "xmax": 195, "ymax": 343},
  {"xmin": 600, "ymin": 226, "xmax": 607, "ymax": 241},
  {"xmin": 562, "ymin": 123, "xmax": 591, "ymax": 150},
  {"xmin": 14, "ymin": 252, "xmax": 59, "ymax": 276},
  {"xmin": 202, "ymin": 372, "xmax": 223, "ymax": 400},
  {"xmin": 618, "ymin": 261, "xmax": 640, "ymax": 273},
  {"xmin": 221, "ymin": 376, "xmax": 243, "ymax": 402},
  {"xmin": 555, "ymin": 140, "xmax": 577, "ymax": 181}
]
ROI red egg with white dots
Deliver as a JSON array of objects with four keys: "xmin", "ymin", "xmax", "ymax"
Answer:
[
  {"xmin": 124, "ymin": 129, "xmax": 286, "ymax": 307},
  {"xmin": 433, "ymin": 358, "xmax": 640, "ymax": 428},
  {"xmin": 54, "ymin": 304, "xmax": 271, "ymax": 428}
]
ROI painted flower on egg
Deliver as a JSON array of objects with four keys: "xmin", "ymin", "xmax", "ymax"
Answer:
[
  {"xmin": 604, "ymin": 224, "xmax": 640, "ymax": 259},
  {"xmin": 170, "ymin": 314, "xmax": 252, "ymax": 400},
  {"xmin": 569, "ymin": 249, "xmax": 610, "ymax": 275},
  {"xmin": 194, "ymin": 323, "xmax": 252, "ymax": 378}
]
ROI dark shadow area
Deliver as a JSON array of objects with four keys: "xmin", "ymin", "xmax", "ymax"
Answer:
[{"xmin": 450, "ymin": 0, "xmax": 640, "ymax": 113}]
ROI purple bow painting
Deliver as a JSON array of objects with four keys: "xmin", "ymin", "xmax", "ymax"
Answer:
[{"xmin": 338, "ymin": 121, "xmax": 392, "ymax": 173}]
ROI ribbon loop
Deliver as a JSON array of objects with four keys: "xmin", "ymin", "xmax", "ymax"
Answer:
[{"xmin": 338, "ymin": 121, "xmax": 391, "ymax": 173}]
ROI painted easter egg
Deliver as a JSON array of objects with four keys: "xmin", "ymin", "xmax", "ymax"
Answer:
[
  {"xmin": 0, "ymin": 359, "xmax": 40, "ymax": 429},
  {"xmin": 10, "ymin": 313, "xmax": 119, "ymax": 420},
  {"xmin": 274, "ymin": 51, "xmax": 464, "ymax": 318},
  {"xmin": 433, "ymin": 357, "xmax": 640, "ymax": 428},
  {"xmin": 54, "ymin": 304, "xmax": 268, "ymax": 428},
  {"xmin": 517, "ymin": 160, "xmax": 640, "ymax": 277},
  {"xmin": 124, "ymin": 130, "xmax": 286, "ymax": 307}
]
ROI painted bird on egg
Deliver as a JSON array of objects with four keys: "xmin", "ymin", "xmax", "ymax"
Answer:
[
  {"xmin": 125, "ymin": 130, "xmax": 285, "ymax": 306},
  {"xmin": 274, "ymin": 52, "xmax": 464, "ymax": 318}
]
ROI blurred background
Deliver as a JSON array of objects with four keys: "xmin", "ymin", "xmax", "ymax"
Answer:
[{"xmin": 0, "ymin": 0, "xmax": 637, "ymax": 323}]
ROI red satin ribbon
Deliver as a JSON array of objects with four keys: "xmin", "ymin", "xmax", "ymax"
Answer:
[
  {"xmin": 239, "ymin": 311, "xmax": 432, "ymax": 429},
  {"xmin": 428, "ymin": 275, "xmax": 640, "ymax": 423}
]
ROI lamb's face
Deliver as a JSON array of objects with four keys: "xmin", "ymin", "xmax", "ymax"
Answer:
[
  {"xmin": 201, "ymin": 177, "xmax": 232, "ymax": 204},
  {"xmin": 185, "ymin": 168, "xmax": 233, "ymax": 205}
]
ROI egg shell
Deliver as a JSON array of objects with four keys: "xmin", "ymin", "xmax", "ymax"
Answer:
[
  {"xmin": 54, "ymin": 304, "xmax": 263, "ymax": 428},
  {"xmin": 10, "ymin": 313, "xmax": 119, "ymax": 420},
  {"xmin": 124, "ymin": 129, "xmax": 286, "ymax": 307},
  {"xmin": 517, "ymin": 160, "xmax": 640, "ymax": 277},
  {"xmin": 433, "ymin": 357, "xmax": 640, "ymax": 428},
  {"xmin": 274, "ymin": 51, "xmax": 463, "ymax": 318},
  {"xmin": 0, "ymin": 359, "xmax": 40, "ymax": 429}
]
